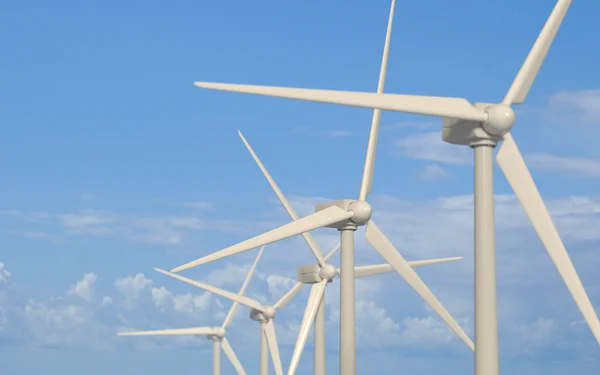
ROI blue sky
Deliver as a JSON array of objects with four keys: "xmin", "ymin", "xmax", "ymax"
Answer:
[{"xmin": 1, "ymin": 0, "xmax": 600, "ymax": 373}]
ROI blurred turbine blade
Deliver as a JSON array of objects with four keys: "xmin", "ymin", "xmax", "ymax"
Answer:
[
  {"xmin": 287, "ymin": 280, "xmax": 327, "ymax": 375},
  {"xmin": 503, "ymin": 0, "xmax": 572, "ymax": 105},
  {"xmin": 154, "ymin": 268, "xmax": 263, "ymax": 312},
  {"xmin": 352, "ymin": 257, "xmax": 463, "ymax": 278},
  {"xmin": 497, "ymin": 133, "xmax": 600, "ymax": 344},
  {"xmin": 359, "ymin": 0, "xmax": 396, "ymax": 201},
  {"xmin": 194, "ymin": 82, "xmax": 486, "ymax": 122},
  {"xmin": 264, "ymin": 321, "xmax": 284, "ymax": 375},
  {"xmin": 324, "ymin": 243, "xmax": 341, "ymax": 262},
  {"xmin": 118, "ymin": 327, "xmax": 214, "ymax": 336},
  {"xmin": 171, "ymin": 206, "xmax": 354, "ymax": 273},
  {"xmin": 238, "ymin": 130, "xmax": 326, "ymax": 266},
  {"xmin": 365, "ymin": 221, "xmax": 474, "ymax": 350},
  {"xmin": 222, "ymin": 337, "xmax": 247, "ymax": 375},
  {"xmin": 223, "ymin": 246, "xmax": 265, "ymax": 329},
  {"xmin": 274, "ymin": 281, "xmax": 305, "ymax": 310}
]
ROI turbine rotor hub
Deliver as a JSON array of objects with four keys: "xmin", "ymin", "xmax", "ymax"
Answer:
[
  {"xmin": 263, "ymin": 306, "xmax": 276, "ymax": 320},
  {"xmin": 319, "ymin": 264, "xmax": 337, "ymax": 281},
  {"xmin": 349, "ymin": 200, "xmax": 372, "ymax": 225},
  {"xmin": 213, "ymin": 327, "xmax": 226, "ymax": 337},
  {"xmin": 482, "ymin": 104, "xmax": 515, "ymax": 136}
]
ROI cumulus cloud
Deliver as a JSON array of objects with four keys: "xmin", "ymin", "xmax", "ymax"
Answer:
[
  {"xmin": 68, "ymin": 273, "xmax": 98, "ymax": 303},
  {"xmin": 0, "ymin": 264, "xmax": 236, "ymax": 350},
  {"xmin": 115, "ymin": 273, "xmax": 154, "ymax": 309},
  {"xmin": 416, "ymin": 164, "xmax": 450, "ymax": 182}
]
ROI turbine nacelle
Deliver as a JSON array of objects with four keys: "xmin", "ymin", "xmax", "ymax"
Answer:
[
  {"xmin": 314, "ymin": 199, "xmax": 372, "ymax": 228},
  {"xmin": 250, "ymin": 306, "xmax": 276, "ymax": 322},
  {"xmin": 298, "ymin": 263, "xmax": 336, "ymax": 284},
  {"xmin": 442, "ymin": 102, "xmax": 508, "ymax": 146},
  {"xmin": 207, "ymin": 327, "xmax": 226, "ymax": 340}
]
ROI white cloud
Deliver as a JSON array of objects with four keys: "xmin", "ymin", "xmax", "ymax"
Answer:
[
  {"xmin": 23, "ymin": 300, "xmax": 109, "ymax": 349},
  {"xmin": 0, "ymin": 264, "xmax": 229, "ymax": 349},
  {"xmin": 204, "ymin": 262, "xmax": 252, "ymax": 288},
  {"xmin": 0, "ymin": 207, "xmax": 275, "ymax": 246},
  {"xmin": 0, "ymin": 263, "xmax": 11, "ymax": 285},
  {"xmin": 400, "ymin": 315, "xmax": 464, "ymax": 348},
  {"xmin": 265, "ymin": 274, "xmax": 296, "ymax": 300},
  {"xmin": 176, "ymin": 201, "xmax": 213, "ymax": 210},
  {"xmin": 292, "ymin": 126, "xmax": 354, "ymax": 137},
  {"xmin": 150, "ymin": 287, "xmax": 213, "ymax": 319},
  {"xmin": 0, "ymin": 263, "xmax": 16, "ymax": 332},
  {"xmin": 416, "ymin": 164, "xmax": 450, "ymax": 182},
  {"xmin": 549, "ymin": 89, "xmax": 600, "ymax": 124},
  {"xmin": 526, "ymin": 153, "xmax": 600, "ymax": 178},
  {"xmin": 517, "ymin": 317, "xmax": 558, "ymax": 351},
  {"xmin": 68, "ymin": 273, "xmax": 98, "ymax": 303},
  {"xmin": 394, "ymin": 132, "xmax": 472, "ymax": 165},
  {"xmin": 115, "ymin": 274, "xmax": 154, "ymax": 309}
]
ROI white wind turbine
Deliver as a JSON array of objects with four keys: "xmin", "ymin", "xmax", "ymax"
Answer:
[
  {"xmin": 237, "ymin": 129, "xmax": 465, "ymax": 375},
  {"xmin": 188, "ymin": 1, "xmax": 600, "ymax": 375},
  {"xmin": 173, "ymin": 1, "xmax": 475, "ymax": 374},
  {"xmin": 117, "ymin": 247, "xmax": 266, "ymax": 375},
  {"xmin": 152, "ymin": 266, "xmax": 287, "ymax": 375},
  {"xmin": 159, "ymin": 242, "xmax": 462, "ymax": 375}
]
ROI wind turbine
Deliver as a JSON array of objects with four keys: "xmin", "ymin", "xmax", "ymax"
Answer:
[
  {"xmin": 173, "ymin": 1, "xmax": 475, "ymax": 374},
  {"xmin": 118, "ymin": 247, "xmax": 267, "ymax": 375},
  {"xmin": 236, "ymin": 129, "xmax": 466, "ymax": 375},
  {"xmin": 159, "ymin": 243, "xmax": 463, "ymax": 375},
  {"xmin": 153, "ymin": 262, "xmax": 286, "ymax": 375},
  {"xmin": 189, "ymin": 1, "xmax": 600, "ymax": 375}
]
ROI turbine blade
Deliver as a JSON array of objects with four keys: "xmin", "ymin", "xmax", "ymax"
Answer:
[
  {"xmin": 365, "ymin": 221, "xmax": 474, "ymax": 350},
  {"xmin": 118, "ymin": 327, "xmax": 214, "ymax": 336},
  {"xmin": 154, "ymin": 268, "xmax": 263, "ymax": 312},
  {"xmin": 503, "ymin": 0, "xmax": 572, "ymax": 105},
  {"xmin": 264, "ymin": 321, "xmax": 284, "ymax": 375},
  {"xmin": 324, "ymin": 243, "xmax": 341, "ymax": 262},
  {"xmin": 288, "ymin": 280, "xmax": 327, "ymax": 375},
  {"xmin": 351, "ymin": 257, "xmax": 463, "ymax": 279},
  {"xmin": 171, "ymin": 206, "xmax": 354, "ymax": 273},
  {"xmin": 238, "ymin": 130, "xmax": 326, "ymax": 266},
  {"xmin": 194, "ymin": 83, "xmax": 486, "ymax": 123},
  {"xmin": 222, "ymin": 337, "xmax": 247, "ymax": 375},
  {"xmin": 359, "ymin": 0, "xmax": 396, "ymax": 201},
  {"xmin": 274, "ymin": 281, "xmax": 305, "ymax": 310},
  {"xmin": 497, "ymin": 133, "xmax": 600, "ymax": 344},
  {"xmin": 223, "ymin": 246, "xmax": 265, "ymax": 329}
]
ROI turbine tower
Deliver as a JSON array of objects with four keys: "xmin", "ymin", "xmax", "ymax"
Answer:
[
  {"xmin": 189, "ymin": 1, "xmax": 599, "ymax": 375},
  {"xmin": 172, "ymin": 1, "xmax": 475, "ymax": 374}
]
